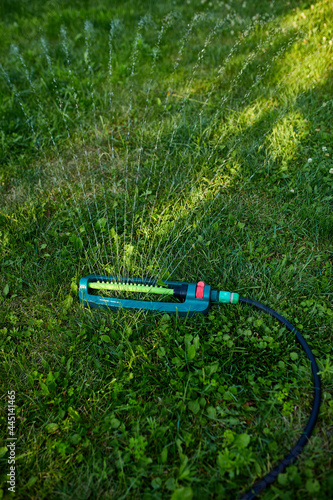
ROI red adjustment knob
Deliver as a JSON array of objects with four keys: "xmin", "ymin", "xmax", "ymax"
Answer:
[{"xmin": 195, "ymin": 281, "xmax": 205, "ymax": 299}]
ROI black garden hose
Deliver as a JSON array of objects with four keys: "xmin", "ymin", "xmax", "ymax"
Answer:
[{"xmin": 237, "ymin": 296, "xmax": 321, "ymax": 500}]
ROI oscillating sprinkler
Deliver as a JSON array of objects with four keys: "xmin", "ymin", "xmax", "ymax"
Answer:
[
  {"xmin": 79, "ymin": 274, "xmax": 321, "ymax": 500},
  {"xmin": 79, "ymin": 275, "xmax": 239, "ymax": 315}
]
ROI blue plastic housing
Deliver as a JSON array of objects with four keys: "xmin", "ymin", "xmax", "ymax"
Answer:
[{"xmin": 79, "ymin": 275, "xmax": 211, "ymax": 316}]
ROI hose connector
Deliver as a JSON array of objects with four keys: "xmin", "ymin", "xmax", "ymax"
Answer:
[{"xmin": 210, "ymin": 290, "xmax": 239, "ymax": 304}]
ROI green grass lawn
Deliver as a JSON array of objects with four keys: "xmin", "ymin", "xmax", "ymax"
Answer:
[{"xmin": 1, "ymin": 0, "xmax": 332, "ymax": 499}]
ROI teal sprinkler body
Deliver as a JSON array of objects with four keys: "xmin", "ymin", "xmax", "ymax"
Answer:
[
  {"xmin": 79, "ymin": 274, "xmax": 239, "ymax": 316},
  {"xmin": 79, "ymin": 274, "xmax": 321, "ymax": 500}
]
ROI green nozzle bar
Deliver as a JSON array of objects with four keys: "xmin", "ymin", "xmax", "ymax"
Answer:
[{"xmin": 88, "ymin": 281, "xmax": 174, "ymax": 296}]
